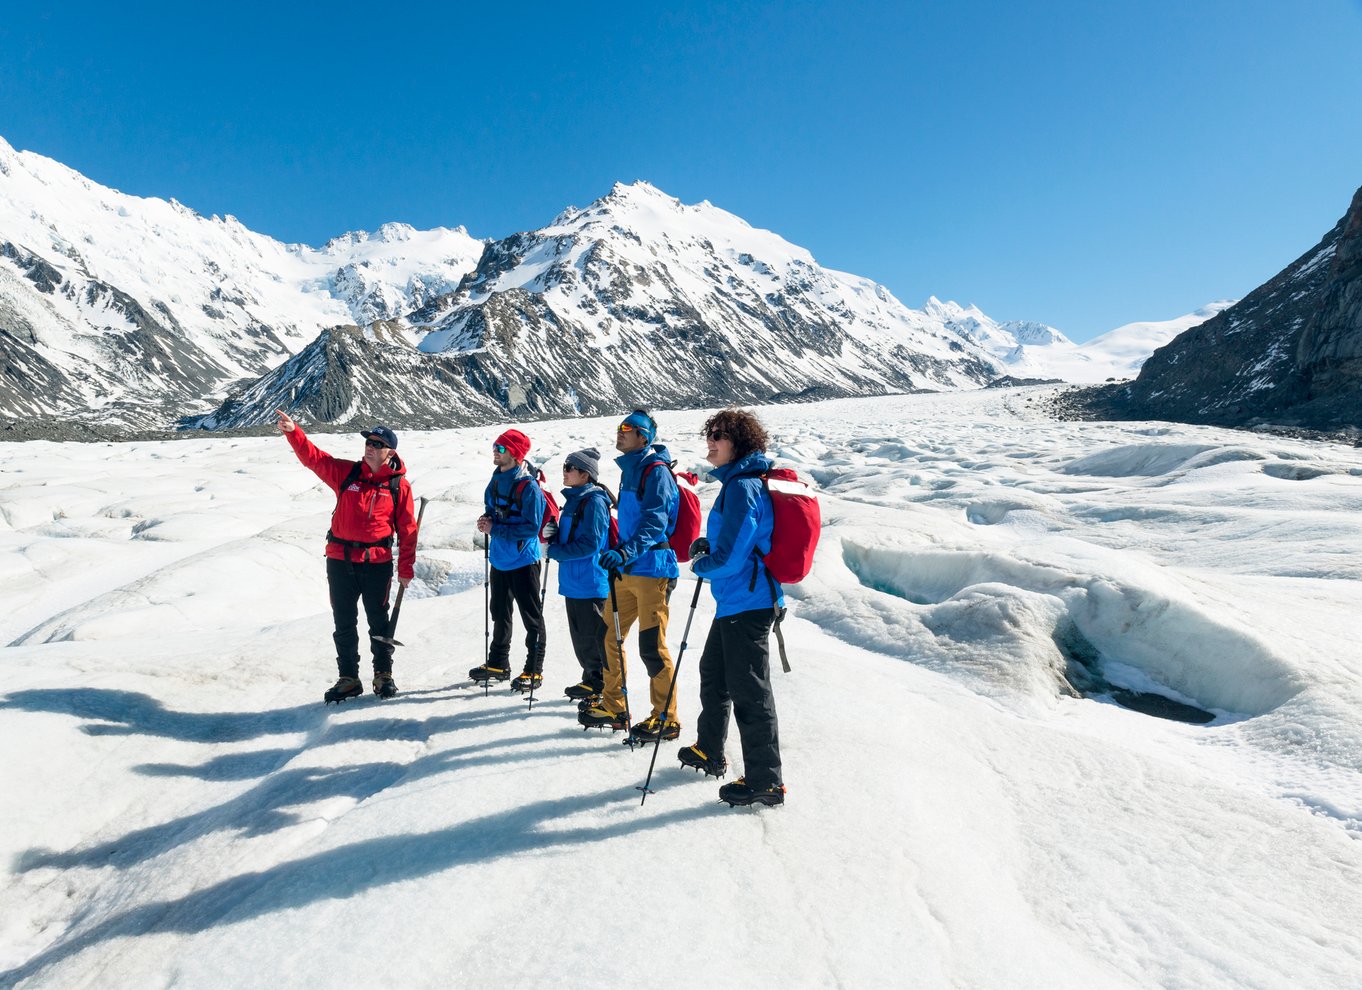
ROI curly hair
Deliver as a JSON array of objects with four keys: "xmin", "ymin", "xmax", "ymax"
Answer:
[{"xmin": 701, "ymin": 406, "xmax": 769, "ymax": 461}]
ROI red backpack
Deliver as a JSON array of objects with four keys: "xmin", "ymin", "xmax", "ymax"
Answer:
[
  {"xmin": 641, "ymin": 462, "xmax": 702, "ymax": 562},
  {"xmin": 761, "ymin": 468, "xmax": 821, "ymax": 583},
  {"xmin": 513, "ymin": 465, "xmax": 561, "ymax": 542}
]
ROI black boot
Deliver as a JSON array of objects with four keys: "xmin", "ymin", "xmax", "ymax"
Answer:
[
  {"xmin": 468, "ymin": 663, "xmax": 511, "ymax": 684},
  {"xmin": 578, "ymin": 706, "xmax": 629, "ymax": 731},
  {"xmin": 678, "ymin": 744, "xmax": 727, "ymax": 778},
  {"xmin": 324, "ymin": 676, "xmax": 363, "ymax": 705},
  {"xmin": 630, "ymin": 715, "xmax": 681, "ymax": 742},
  {"xmin": 511, "ymin": 671, "xmax": 543, "ymax": 692},
  {"xmin": 373, "ymin": 672, "xmax": 398, "ymax": 699},
  {"xmin": 718, "ymin": 778, "xmax": 785, "ymax": 807}
]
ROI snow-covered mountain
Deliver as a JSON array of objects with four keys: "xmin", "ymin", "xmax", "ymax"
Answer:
[
  {"xmin": 928, "ymin": 296, "xmax": 1236, "ymax": 384},
  {"xmin": 0, "ymin": 135, "xmax": 483, "ymax": 429},
  {"xmin": 202, "ymin": 182, "xmax": 1013, "ymax": 431},
  {"xmin": 2, "ymin": 136, "xmax": 1215, "ymax": 436}
]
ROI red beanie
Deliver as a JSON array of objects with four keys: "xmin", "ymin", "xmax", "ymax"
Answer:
[{"xmin": 495, "ymin": 429, "xmax": 531, "ymax": 461}]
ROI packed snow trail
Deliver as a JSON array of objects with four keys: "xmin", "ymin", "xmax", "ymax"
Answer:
[{"xmin": 2, "ymin": 390, "xmax": 1360, "ymax": 988}]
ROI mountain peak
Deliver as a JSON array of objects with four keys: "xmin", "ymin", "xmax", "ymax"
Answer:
[
  {"xmin": 604, "ymin": 180, "xmax": 676, "ymax": 204},
  {"xmin": 923, "ymin": 296, "xmax": 982, "ymax": 320},
  {"xmin": 375, "ymin": 221, "xmax": 417, "ymax": 242}
]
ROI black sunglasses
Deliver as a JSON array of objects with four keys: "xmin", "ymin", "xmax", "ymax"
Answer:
[
  {"xmin": 365, "ymin": 438, "xmax": 389, "ymax": 449},
  {"xmin": 707, "ymin": 430, "xmax": 731, "ymax": 442}
]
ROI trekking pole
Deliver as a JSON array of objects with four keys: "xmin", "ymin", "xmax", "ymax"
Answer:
[
  {"xmin": 373, "ymin": 497, "xmax": 429, "ymax": 648},
  {"xmin": 609, "ymin": 569, "xmax": 637, "ymax": 750},
  {"xmin": 638, "ymin": 576, "xmax": 704, "ymax": 804},
  {"xmin": 482, "ymin": 532, "xmax": 491, "ymax": 697}
]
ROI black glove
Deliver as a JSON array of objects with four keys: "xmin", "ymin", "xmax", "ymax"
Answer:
[
  {"xmin": 541, "ymin": 519, "xmax": 559, "ymax": 540},
  {"xmin": 689, "ymin": 537, "xmax": 710, "ymax": 559},
  {"xmin": 598, "ymin": 549, "xmax": 625, "ymax": 571}
]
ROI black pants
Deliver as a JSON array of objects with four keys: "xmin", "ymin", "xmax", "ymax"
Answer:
[
  {"xmin": 565, "ymin": 597, "xmax": 606, "ymax": 690},
  {"xmin": 491, "ymin": 562, "xmax": 546, "ymax": 673},
  {"xmin": 695, "ymin": 608, "xmax": 782, "ymax": 790},
  {"xmin": 327, "ymin": 558, "xmax": 394, "ymax": 678}
]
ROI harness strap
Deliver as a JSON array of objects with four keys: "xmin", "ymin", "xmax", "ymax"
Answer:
[{"xmin": 763, "ymin": 569, "xmax": 791, "ymax": 673}]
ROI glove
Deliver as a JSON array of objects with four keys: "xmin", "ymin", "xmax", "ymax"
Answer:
[
  {"xmin": 541, "ymin": 519, "xmax": 559, "ymax": 540},
  {"xmin": 598, "ymin": 549, "xmax": 626, "ymax": 571},
  {"xmin": 688, "ymin": 537, "xmax": 710, "ymax": 559}
]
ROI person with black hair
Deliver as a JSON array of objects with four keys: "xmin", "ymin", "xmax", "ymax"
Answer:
[
  {"xmin": 682, "ymin": 406, "xmax": 787, "ymax": 807},
  {"xmin": 275, "ymin": 409, "xmax": 417, "ymax": 704},
  {"xmin": 579, "ymin": 409, "xmax": 682, "ymax": 742},
  {"xmin": 546, "ymin": 448, "xmax": 613, "ymax": 703}
]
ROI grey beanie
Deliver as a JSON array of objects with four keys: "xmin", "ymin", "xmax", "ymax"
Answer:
[{"xmin": 564, "ymin": 447, "xmax": 601, "ymax": 481}]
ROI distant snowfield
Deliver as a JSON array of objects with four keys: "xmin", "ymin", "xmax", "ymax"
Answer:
[
  {"xmin": 2, "ymin": 390, "xmax": 1360, "ymax": 988},
  {"xmin": 994, "ymin": 301, "xmax": 1238, "ymax": 383}
]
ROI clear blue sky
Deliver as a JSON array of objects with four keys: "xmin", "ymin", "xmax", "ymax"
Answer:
[{"xmin": 3, "ymin": 1, "xmax": 1361, "ymax": 341}]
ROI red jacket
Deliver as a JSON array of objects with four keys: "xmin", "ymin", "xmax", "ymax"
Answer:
[{"xmin": 287, "ymin": 426, "xmax": 418, "ymax": 581}]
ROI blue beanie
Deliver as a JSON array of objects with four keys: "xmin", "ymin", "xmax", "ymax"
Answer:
[{"xmin": 620, "ymin": 409, "xmax": 656, "ymax": 444}]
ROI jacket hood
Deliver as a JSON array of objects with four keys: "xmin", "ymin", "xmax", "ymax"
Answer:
[
  {"xmin": 365, "ymin": 452, "xmax": 406, "ymax": 481},
  {"xmin": 710, "ymin": 450, "xmax": 772, "ymax": 483},
  {"xmin": 617, "ymin": 443, "xmax": 673, "ymax": 469},
  {"xmin": 560, "ymin": 483, "xmax": 610, "ymax": 505}
]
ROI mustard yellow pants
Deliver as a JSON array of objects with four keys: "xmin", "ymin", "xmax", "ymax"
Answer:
[{"xmin": 601, "ymin": 574, "xmax": 676, "ymax": 720}]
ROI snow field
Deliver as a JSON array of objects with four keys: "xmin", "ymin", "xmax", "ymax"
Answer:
[{"xmin": 2, "ymin": 389, "xmax": 1361, "ymax": 988}]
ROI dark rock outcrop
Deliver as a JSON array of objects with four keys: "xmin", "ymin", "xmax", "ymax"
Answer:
[{"xmin": 1072, "ymin": 186, "xmax": 1362, "ymax": 433}]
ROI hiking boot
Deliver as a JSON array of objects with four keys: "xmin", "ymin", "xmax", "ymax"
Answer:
[
  {"xmin": 630, "ymin": 714, "xmax": 681, "ymax": 742},
  {"xmin": 511, "ymin": 671, "xmax": 544, "ymax": 692},
  {"xmin": 578, "ymin": 706, "xmax": 629, "ymax": 732},
  {"xmin": 373, "ymin": 672, "xmax": 398, "ymax": 699},
  {"xmin": 564, "ymin": 680, "xmax": 604, "ymax": 700},
  {"xmin": 678, "ymin": 744, "xmax": 727, "ymax": 778},
  {"xmin": 718, "ymin": 778, "xmax": 786, "ymax": 807},
  {"xmin": 468, "ymin": 663, "xmax": 511, "ymax": 684},
  {"xmin": 576, "ymin": 695, "xmax": 602, "ymax": 713},
  {"xmin": 324, "ymin": 676, "xmax": 363, "ymax": 705}
]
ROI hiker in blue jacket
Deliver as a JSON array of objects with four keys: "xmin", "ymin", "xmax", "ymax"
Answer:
[
  {"xmin": 579, "ymin": 409, "xmax": 682, "ymax": 742},
  {"xmin": 682, "ymin": 407, "xmax": 787, "ymax": 807},
  {"xmin": 546, "ymin": 447, "xmax": 613, "ymax": 703},
  {"xmin": 471, "ymin": 428, "xmax": 547, "ymax": 690}
]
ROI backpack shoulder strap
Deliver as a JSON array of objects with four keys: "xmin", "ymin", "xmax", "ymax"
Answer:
[
  {"xmin": 636, "ymin": 459, "xmax": 676, "ymax": 497},
  {"xmin": 340, "ymin": 461, "xmax": 363, "ymax": 494}
]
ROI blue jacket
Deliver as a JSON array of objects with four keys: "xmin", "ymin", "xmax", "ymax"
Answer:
[
  {"xmin": 615, "ymin": 444, "xmax": 680, "ymax": 579},
  {"xmin": 484, "ymin": 462, "xmax": 545, "ymax": 572},
  {"xmin": 692, "ymin": 451, "xmax": 784, "ymax": 618},
  {"xmin": 546, "ymin": 483, "xmax": 611, "ymax": 599}
]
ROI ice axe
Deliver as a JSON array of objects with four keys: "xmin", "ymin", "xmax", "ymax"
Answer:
[{"xmin": 373, "ymin": 496, "xmax": 429, "ymax": 648}]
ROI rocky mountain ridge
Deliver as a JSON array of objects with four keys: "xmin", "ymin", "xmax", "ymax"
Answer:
[
  {"xmin": 1069, "ymin": 185, "xmax": 1362, "ymax": 434},
  {"xmin": 1, "ymin": 138, "xmax": 1226, "ymax": 437},
  {"xmin": 0, "ymin": 135, "xmax": 483, "ymax": 431}
]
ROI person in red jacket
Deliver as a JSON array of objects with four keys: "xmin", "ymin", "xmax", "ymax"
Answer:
[{"xmin": 276, "ymin": 409, "xmax": 418, "ymax": 703}]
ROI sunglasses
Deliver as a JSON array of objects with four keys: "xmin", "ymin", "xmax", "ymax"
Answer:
[
  {"xmin": 365, "ymin": 438, "xmax": 389, "ymax": 449},
  {"xmin": 492, "ymin": 443, "xmax": 508, "ymax": 454},
  {"xmin": 707, "ymin": 430, "xmax": 731, "ymax": 442},
  {"xmin": 616, "ymin": 423, "xmax": 638, "ymax": 433}
]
